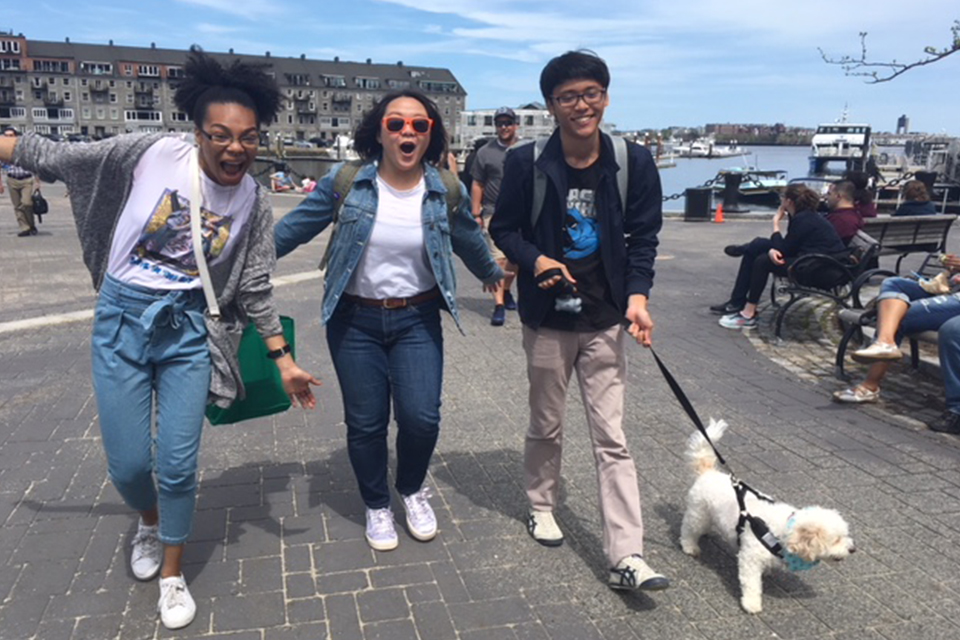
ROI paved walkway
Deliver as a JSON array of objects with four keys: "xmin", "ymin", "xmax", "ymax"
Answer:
[{"xmin": 1, "ymin": 186, "xmax": 959, "ymax": 640}]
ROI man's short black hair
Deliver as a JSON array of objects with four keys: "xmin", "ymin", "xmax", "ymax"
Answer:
[{"xmin": 539, "ymin": 50, "xmax": 610, "ymax": 101}]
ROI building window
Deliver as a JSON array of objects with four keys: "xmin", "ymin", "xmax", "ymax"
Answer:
[
  {"xmin": 167, "ymin": 66, "xmax": 184, "ymax": 79},
  {"xmin": 34, "ymin": 60, "xmax": 71, "ymax": 73},
  {"xmin": 171, "ymin": 112, "xmax": 188, "ymax": 122},
  {"xmin": 64, "ymin": 92, "xmax": 71, "ymax": 102},
  {"xmin": 0, "ymin": 40, "xmax": 22, "ymax": 54},
  {"xmin": 79, "ymin": 62, "xmax": 113, "ymax": 75},
  {"xmin": 126, "ymin": 94, "xmax": 133, "ymax": 103},
  {"xmin": 124, "ymin": 65, "xmax": 133, "ymax": 76},
  {"xmin": 111, "ymin": 108, "xmax": 119, "ymax": 120},
  {"xmin": 81, "ymin": 92, "xmax": 89, "ymax": 102},
  {"xmin": 322, "ymin": 75, "xmax": 347, "ymax": 88},
  {"xmin": 63, "ymin": 78, "xmax": 71, "ymax": 85},
  {"xmin": 96, "ymin": 108, "xmax": 105, "ymax": 119},
  {"xmin": 0, "ymin": 58, "xmax": 21, "ymax": 71},
  {"xmin": 82, "ymin": 107, "xmax": 91, "ymax": 118},
  {"xmin": 355, "ymin": 77, "xmax": 381, "ymax": 90},
  {"xmin": 109, "ymin": 93, "xmax": 118, "ymax": 103},
  {"xmin": 81, "ymin": 79, "xmax": 88, "ymax": 87},
  {"xmin": 137, "ymin": 65, "xmax": 160, "ymax": 77},
  {"xmin": 124, "ymin": 110, "xmax": 162, "ymax": 121}
]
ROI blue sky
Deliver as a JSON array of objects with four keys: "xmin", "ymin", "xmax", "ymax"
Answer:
[{"xmin": 10, "ymin": 1, "xmax": 959, "ymax": 134}]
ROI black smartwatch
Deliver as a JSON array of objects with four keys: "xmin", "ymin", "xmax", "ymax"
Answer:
[{"xmin": 266, "ymin": 344, "xmax": 291, "ymax": 360}]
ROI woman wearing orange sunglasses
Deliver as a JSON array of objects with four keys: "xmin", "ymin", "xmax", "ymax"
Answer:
[{"xmin": 275, "ymin": 90, "xmax": 502, "ymax": 551}]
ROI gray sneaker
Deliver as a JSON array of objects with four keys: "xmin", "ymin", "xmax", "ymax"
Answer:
[
  {"xmin": 609, "ymin": 554, "xmax": 670, "ymax": 591},
  {"xmin": 365, "ymin": 507, "xmax": 399, "ymax": 551},
  {"xmin": 402, "ymin": 488, "xmax": 437, "ymax": 541}
]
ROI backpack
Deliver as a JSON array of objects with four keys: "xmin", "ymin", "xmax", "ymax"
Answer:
[
  {"xmin": 319, "ymin": 160, "xmax": 463, "ymax": 270},
  {"xmin": 525, "ymin": 133, "xmax": 630, "ymax": 229}
]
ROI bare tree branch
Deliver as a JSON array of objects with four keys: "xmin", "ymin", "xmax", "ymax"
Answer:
[{"xmin": 820, "ymin": 20, "xmax": 959, "ymax": 83}]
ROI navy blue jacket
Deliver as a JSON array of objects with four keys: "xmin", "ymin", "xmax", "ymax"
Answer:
[{"xmin": 489, "ymin": 131, "xmax": 663, "ymax": 329}]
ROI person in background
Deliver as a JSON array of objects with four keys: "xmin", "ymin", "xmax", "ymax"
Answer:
[
  {"xmin": 844, "ymin": 169, "xmax": 877, "ymax": 218},
  {"xmin": 824, "ymin": 179, "xmax": 863, "ymax": 245},
  {"xmin": 490, "ymin": 50, "xmax": 670, "ymax": 593},
  {"xmin": 274, "ymin": 89, "xmax": 502, "ymax": 553},
  {"xmin": 301, "ymin": 175, "xmax": 317, "ymax": 193},
  {"xmin": 894, "ymin": 180, "xmax": 937, "ymax": 216},
  {"xmin": 834, "ymin": 259, "xmax": 960, "ymax": 410},
  {"xmin": 719, "ymin": 183, "xmax": 846, "ymax": 329},
  {"xmin": 929, "ymin": 315, "xmax": 960, "ymax": 434},
  {"xmin": 471, "ymin": 106, "xmax": 521, "ymax": 326},
  {"xmin": 0, "ymin": 127, "xmax": 41, "ymax": 237},
  {"xmin": 0, "ymin": 50, "xmax": 320, "ymax": 630}
]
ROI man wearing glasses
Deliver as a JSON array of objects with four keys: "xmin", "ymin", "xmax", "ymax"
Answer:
[
  {"xmin": 490, "ymin": 50, "xmax": 668, "ymax": 593},
  {"xmin": 471, "ymin": 106, "xmax": 520, "ymax": 326}
]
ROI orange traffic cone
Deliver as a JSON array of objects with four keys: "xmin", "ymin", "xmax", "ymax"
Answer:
[{"xmin": 714, "ymin": 203, "xmax": 725, "ymax": 224}]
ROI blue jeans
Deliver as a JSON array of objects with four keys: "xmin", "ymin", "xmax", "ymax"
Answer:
[
  {"xmin": 938, "ymin": 316, "xmax": 960, "ymax": 415},
  {"xmin": 877, "ymin": 277, "xmax": 960, "ymax": 338},
  {"xmin": 326, "ymin": 297, "xmax": 444, "ymax": 509},
  {"xmin": 92, "ymin": 275, "xmax": 210, "ymax": 545}
]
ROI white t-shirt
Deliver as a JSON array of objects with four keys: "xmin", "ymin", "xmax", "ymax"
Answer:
[
  {"xmin": 346, "ymin": 174, "xmax": 436, "ymax": 299},
  {"xmin": 107, "ymin": 136, "xmax": 257, "ymax": 289}
]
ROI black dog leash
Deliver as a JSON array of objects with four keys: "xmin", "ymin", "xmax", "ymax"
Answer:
[{"xmin": 622, "ymin": 322, "xmax": 785, "ymax": 560}]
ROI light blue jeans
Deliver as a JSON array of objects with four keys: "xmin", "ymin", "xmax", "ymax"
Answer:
[
  {"xmin": 91, "ymin": 275, "xmax": 210, "ymax": 545},
  {"xmin": 877, "ymin": 277, "xmax": 960, "ymax": 339}
]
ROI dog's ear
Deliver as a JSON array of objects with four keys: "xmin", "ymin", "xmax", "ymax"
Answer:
[{"xmin": 786, "ymin": 522, "xmax": 827, "ymax": 562}]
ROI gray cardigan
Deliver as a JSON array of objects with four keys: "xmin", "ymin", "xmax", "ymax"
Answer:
[{"xmin": 14, "ymin": 132, "xmax": 284, "ymax": 407}]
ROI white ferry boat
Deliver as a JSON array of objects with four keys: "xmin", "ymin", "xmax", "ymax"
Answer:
[{"xmin": 808, "ymin": 121, "xmax": 872, "ymax": 177}]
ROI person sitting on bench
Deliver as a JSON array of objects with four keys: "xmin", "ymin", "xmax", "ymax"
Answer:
[{"xmin": 833, "ymin": 258, "xmax": 960, "ymax": 412}]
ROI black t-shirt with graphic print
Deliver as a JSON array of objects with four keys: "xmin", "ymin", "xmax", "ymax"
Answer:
[{"xmin": 540, "ymin": 156, "xmax": 622, "ymax": 332}]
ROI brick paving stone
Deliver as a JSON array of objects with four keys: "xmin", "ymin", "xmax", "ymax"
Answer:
[
  {"xmin": 262, "ymin": 622, "xmax": 328, "ymax": 640},
  {"xmin": 411, "ymin": 601, "xmax": 457, "ymax": 640},
  {"xmin": 324, "ymin": 593, "xmax": 363, "ymax": 640},
  {"xmin": 211, "ymin": 591, "xmax": 285, "ymax": 632}
]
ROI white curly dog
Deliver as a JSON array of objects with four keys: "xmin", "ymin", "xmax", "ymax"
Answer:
[{"xmin": 679, "ymin": 419, "xmax": 856, "ymax": 613}]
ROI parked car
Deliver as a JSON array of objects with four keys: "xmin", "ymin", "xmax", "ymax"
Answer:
[{"xmin": 292, "ymin": 140, "xmax": 313, "ymax": 149}]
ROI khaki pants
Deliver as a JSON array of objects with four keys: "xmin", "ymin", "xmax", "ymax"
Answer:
[
  {"xmin": 6, "ymin": 176, "xmax": 35, "ymax": 232},
  {"xmin": 522, "ymin": 323, "xmax": 645, "ymax": 565}
]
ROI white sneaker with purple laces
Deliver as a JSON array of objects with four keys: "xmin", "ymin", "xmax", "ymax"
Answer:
[{"xmin": 402, "ymin": 488, "xmax": 437, "ymax": 541}]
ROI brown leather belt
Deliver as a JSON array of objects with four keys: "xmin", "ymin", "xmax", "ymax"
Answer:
[{"xmin": 342, "ymin": 287, "xmax": 441, "ymax": 309}]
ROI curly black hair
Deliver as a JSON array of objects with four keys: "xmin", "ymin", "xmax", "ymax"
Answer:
[
  {"xmin": 353, "ymin": 89, "xmax": 447, "ymax": 164},
  {"xmin": 173, "ymin": 46, "xmax": 283, "ymax": 128}
]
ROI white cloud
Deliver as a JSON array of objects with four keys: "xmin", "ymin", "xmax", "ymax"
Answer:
[{"xmin": 174, "ymin": 0, "xmax": 283, "ymax": 20}]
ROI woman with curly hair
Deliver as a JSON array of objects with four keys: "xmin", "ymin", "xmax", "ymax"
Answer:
[
  {"xmin": 718, "ymin": 183, "xmax": 847, "ymax": 329},
  {"xmin": 0, "ymin": 48, "xmax": 320, "ymax": 629},
  {"xmin": 275, "ymin": 90, "xmax": 502, "ymax": 552}
]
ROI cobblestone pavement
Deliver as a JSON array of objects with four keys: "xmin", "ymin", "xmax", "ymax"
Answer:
[{"xmin": 1, "ymin": 187, "xmax": 959, "ymax": 639}]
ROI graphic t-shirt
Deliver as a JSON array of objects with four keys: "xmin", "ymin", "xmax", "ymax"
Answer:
[
  {"xmin": 107, "ymin": 136, "xmax": 256, "ymax": 289},
  {"xmin": 540, "ymin": 157, "xmax": 622, "ymax": 332}
]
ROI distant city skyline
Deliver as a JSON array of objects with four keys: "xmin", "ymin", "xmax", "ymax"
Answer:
[{"xmin": 5, "ymin": 0, "xmax": 957, "ymax": 134}]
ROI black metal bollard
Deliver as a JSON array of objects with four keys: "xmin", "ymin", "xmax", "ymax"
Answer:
[{"xmin": 684, "ymin": 187, "xmax": 712, "ymax": 222}]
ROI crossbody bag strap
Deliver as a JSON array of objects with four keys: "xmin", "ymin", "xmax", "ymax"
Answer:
[{"xmin": 191, "ymin": 149, "xmax": 221, "ymax": 319}]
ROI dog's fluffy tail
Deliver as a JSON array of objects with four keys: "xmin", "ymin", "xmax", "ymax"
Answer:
[{"xmin": 686, "ymin": 418, "xmax": 728, "ymax": 476}]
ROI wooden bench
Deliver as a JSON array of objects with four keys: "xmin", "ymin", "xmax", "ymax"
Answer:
[{"xmin": 861, "ymin": 214, "xmax": 957, "ymax": 273}]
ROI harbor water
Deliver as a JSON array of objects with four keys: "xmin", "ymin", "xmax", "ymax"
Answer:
[{"xmin": 658, "ymin": 144, "xmax": 811, "ymax": 213}]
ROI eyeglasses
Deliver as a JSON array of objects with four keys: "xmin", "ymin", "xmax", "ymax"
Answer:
[
  {"xmin": 198, "ymin": 129, "xmax": 260, "ymax": 149},
  {"xmin": 383, "ymin": 117, "xmax": 433, "ymax": 134},
  {"xmin": 495, "ymin": 120, "xmax": 515, "ymax": 128},
  {"xmin": 550, "ymin": 88, "xmax": 606, "ymax": 108}
]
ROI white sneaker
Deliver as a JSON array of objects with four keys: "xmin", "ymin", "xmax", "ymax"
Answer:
[
  {"xmin": 609, "ymin": 554, "xmax": 670, "ymax": 591},
  {"xmin": 130, "ymin": 520, "xmax": 161, "ymax": 581},
  {"xmin": 526, "ymin": 510, "xmax": 563, "ymax": 547},
  {"xmin": 365, "ymin": 507, "xmax": 399, "ymax": 551},
  {"xmin": 157, "ymin": 574, "xmax": 196, "ymax": 630},
  {"xmin": 402, "ymin": 488, "xmax": 438, "ymax": 541}
]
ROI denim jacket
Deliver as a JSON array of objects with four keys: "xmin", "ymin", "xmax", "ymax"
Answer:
[{"xmin": 275, "ymin": 160, "xmax": 503, "ymax": 332}]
